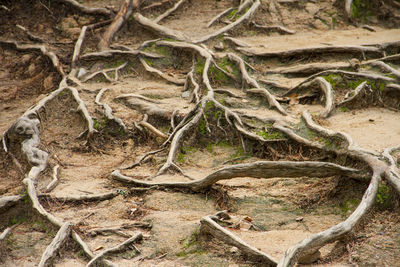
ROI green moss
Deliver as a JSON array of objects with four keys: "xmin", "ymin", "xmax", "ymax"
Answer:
[
  {"xmin": 177, "ymin": 152, "xmax": 185, "ymax": 163},
  {"xmin": 341, "ymin": 198, "xmax": 360, "ymax": 215},
  {"xmin": 209, "ymin": 64, "xmax": 229, "ymax": 84},
  {"xmin": 377, "ymin": 183, "xmax": 392, "ymax": 210},
  {"xmin": 256, "ymin": 130, "xmax": 284, "ymax": 140},
  {"xmin": 227, "ymin": 9, "xmax": 238, "ymax": 19},
  {"xmin": 339, "ymin": 107, "xmax": 348, "ymax": 112},
  {"xmin": 176, "ymin": 229, "xmax": 206, "ymax": 257},
  {"xmin": 322, "ymin": 74, "xmax": 342, "ymax": 88},
  {"xmin": 351, "ymin": 0, "xmax": 374, "ymax": 21},
  {"xmin": 195, "ymin": 59, "xmax": 205, "ymax": 75},
  {"xmin": 347, "ymin": 80, "xmax": 364, "ymax": 89},
  {"xmin": 198, "ymin": 118, "xmax": 207, "ymax": 135}
]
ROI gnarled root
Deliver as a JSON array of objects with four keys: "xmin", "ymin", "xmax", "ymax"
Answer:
[
  {"xmin": 112, "ymin": 161, "xmax": 364, "ymax": 192},
  {"xmin": 200, "ymin": 214, "xmax": 277, "ymax": 266}
]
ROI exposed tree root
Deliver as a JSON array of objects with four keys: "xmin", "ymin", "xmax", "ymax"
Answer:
[
  {"xmin": 207, "ymin": 7, "xmax": 235, "ymax": 28},
  {"xmin": 223, "ymin": 36, "xmax": 251, "ymax": 47},
  {"xmin": 139, "ymin": 57, "xmax": 185, "ymax": 85},
  {"xmin": 138, "ymin": 115, "xmax": 168, "ymax": 140},
  {"xmin": 238, "ymin": 45, "xmax": 383, "ymax": 58},
  {"xmin": 71, "ymin": 26, "xmax": 87, "ymax": 69},
  {"xmin": 45, "ymin": 164, "xmax": 60, "ymax": 193},
  {"xmin": 39, "ymin": 222, "xmax": 71, "ymax": 267},
  {"xmin": 80, "ymin": 49, "xmax": 161, "ymax": 60},
  {"xmin": 276, "ymin": 118, "xmax": 385, "ymax": 266},
  {"xmin": 370, "ymin": 60, "xmax": 400, "ymax": 79},
  {"xmin": 112, "ymin": 161, "xmax": 364, "ymax": 192},
  {"xmin": 227, "ymin": 53, "xmax": 287, "ymax": 115},
  {"xmin": 0, "ymin": 195, "xmax": 23, "ymax": 210},
  {"xmin": 345, "ymin": 0, "xmax": 353, "ymax": 20},
  {"xmin": 153, "ymin": 0, "xmax": 187, "ymax": 23},
  {"xmin": 251, "ymin": 21, "xmax": 295, "ymax": 34},
  {"xmin": 293, "ymin": 77, "xmax": 334, "ymax": 118},
  {"xmin": 133, "ymin": 13, "xmax": 190, "ymax": 41},
  {"xmin": 86, "ymin": 232, "xmax": 142, "ymax": 267},
  {"xmin": 83, "ymin": 62, "xmax": 128, "ymax": 82},
  {"xmin": 266, "ymin": 62, "xmax": 351, "ymax": 75},
  {"xmin": 0, "ymin": 39, "xmax": 65, "ymax": 76},
  {"xmin": 16, "ymin": 24, "xmax": 45, "ymax": 43},
  {"xmin": 40, "ymin": 191, "xmax": 120, "ymax": 203},
  {"xmin": 57, "ymin": 0, "xmax": 113, "ymax": 16},
  {"xmin": 98, "ymin": 0, "xmax": 136, "ymax": 51},
  {"xmin": 194, "ymin": 0, "xmax": 261, "ymax": 43},
  {"xmin": 200, "ymin": 215, "xmax": 277, "ymax": 266},
  {"xmin": 0, "ymin": 226, "xmax": 14, "ymax": 241},
  {"xmin": 337, "ymin": 81, "xmax": 369, "ymax": 108},
  {"xmin": 21, "ymin": 81, "xmax": 96, "ymax": 139},
  {"xmin": 95, "ymin": 88, "xmax": 127, "ymax": 132},
  {"xmin": 122, "ymin": 148, "xmax": 166, "ymax": 170}
]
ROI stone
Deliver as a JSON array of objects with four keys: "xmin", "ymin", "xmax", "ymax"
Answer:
[{"xmin": 229, "ymin": 246, "xmax": 239, "ymax": 254}]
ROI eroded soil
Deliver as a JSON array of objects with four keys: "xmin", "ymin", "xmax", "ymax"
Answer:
[{"xmin": 1, "ymin": 0, "xmax": 400, "ymax": 266}]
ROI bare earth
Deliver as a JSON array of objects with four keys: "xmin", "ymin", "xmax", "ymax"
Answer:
[{"xmin": 1, "ymin": 0, "xmax": 400, "ymax": 267}]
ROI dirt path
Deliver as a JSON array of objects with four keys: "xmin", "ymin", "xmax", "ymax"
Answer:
[{"xmin": 1, "ymin": 0, "xmax": 400, "ymax": 267}]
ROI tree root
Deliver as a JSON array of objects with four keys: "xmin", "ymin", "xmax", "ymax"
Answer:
[
  {"xmin": 86, "ymin": 232, "xmax": 142, "ymax": 267},
  {"xmin": 83, "ymin": 62, "xmax": 128, "ymax": 82},
  {"xmin": 80, "ymin": 49, "xmax": 162, "ymax": 60},
  {"xmin": 39, "ymin": 222, "xmax": 71, "ymax": 267},
  {"xmin": 276, "ymin": 122, "xmax": 384, "ymax": 267},
  {"xmin": 138, "ymin": 115, "xmax": 168, "ymax": 140},
  {"xmin": 95, "ymin": 88, "xmax": 127, "ymax": 132},
  {"xmin": 207, "ymin": 7, "xmax": 235, "ymax": 28},
  {"xmin": 286, "ymin": 70, "xmax": 395, "ymax": 95},
  {"xmin": 194, "ymin": 0, "xmax": 260, "ymax": 43},
  {"xmin": 0, "ymin": 195, "xmax": 23, "ymax": 210},
  {"xmin": 22, "ymin": 81, "xmax": 96, "ymax": 139},
  {"xmin": 98, "ymin": 0, "xmax": 136, "ymax": 51},
  {"xmin": 0, "ymin": 39, "xmax": 65, "ymax": 76},
  {"xmin": 16, "ymin": 24, "xmax": 45, "ymax": 43},
  {"xmin": 133, "ymin": 13, "xmax": 190, "ymax": 41},
  {"xmin": 251, "ymin": 22, "xmax": 295, "ymax": 34},
  {"xmin": 223, "ymin": 36, "xmax": 251, "ymax": 47},
  {"xmin": 45, "ymin": 165, "xmax": 60, "ymax": 193},
  {"xmin": 200, "ymin": 214, "xmax": 277, "ymax": 266},
  {"xmin": 238, "ymin": 45, "xmax": 383, "ymax": 58},
  {"xmin": 112, "ymin": 161, "xmax": 364, "ymax": 192},
  {"xmin": 227, "ymin": 53, "xmax": 287, "ymax": 115},
  {"xmin": 71, "ymin": 26, "xmax": 87, "ymax": 69},
  {"xmin": 57, "ymin": 0, "xmax": 113, "ymax": 16},
  {"xmin": 383, "ymin": 144, "xmax": 400, "ymax": 193},
  {"xmin": 71, "ymin": 231, "xmax": 115, "ymax": 267},
  {"xmin": 39, "ymin": 191, "xmax": 120, "ymax": 203},
  {"xmin": 337, "ymin": 81, "xmax": 369, "ymax": 108},
  {"xmin": 139, "ymin": 57, "xmax": 185, "ymax": 85},
  {"xmin": 0, "ymin": 226, "xmax": 14, "ymax": 241},
  {"xmin": 295, "ymin": 77, "xmax": 334, "ymax": 118},
  {"xmin": 345, "ymin": 0, "xmax": 353, "ymax": 20},
  {"xmin": 370, "ymin": 60, "xmax": 400, "ymax": 79},
  {"xmin": 122, "ymin": 148, "xmax": 165, "ymax": 170},
  {"xmin": 153, "ymin": 0, "xmax": 187, "ymax": 24},
  {"xmin": 266, "ymin": 62, "xmax": 351, "ymax": 75}
]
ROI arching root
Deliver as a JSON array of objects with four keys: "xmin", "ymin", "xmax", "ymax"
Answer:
[
  {"xmin": 95, "ymin": 88, "xmax": 127, "ymax": 132},
  {"xmin": 112, "ymin": 161, "xmax": 364, "ymax": 192}
]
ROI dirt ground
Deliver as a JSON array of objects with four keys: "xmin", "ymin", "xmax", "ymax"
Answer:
[{"xmin": 1, "ymin": 0, "xmax": 400, "ymax": 266}]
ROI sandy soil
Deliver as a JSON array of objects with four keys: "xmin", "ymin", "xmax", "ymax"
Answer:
[{"xmin": 1, "ymin": 0, "xmax": 400, "ymax": 267}]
